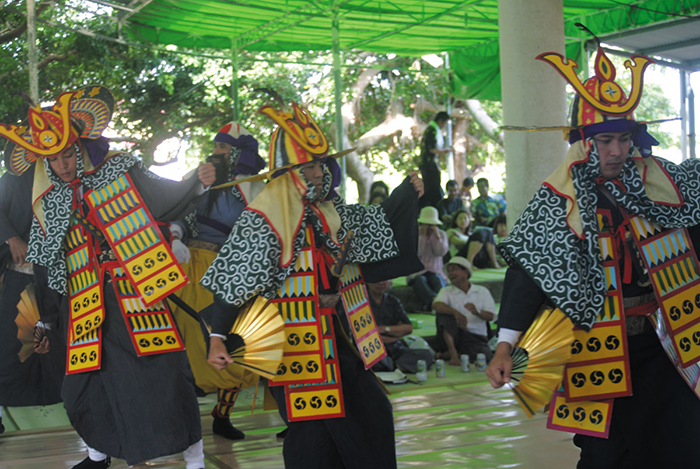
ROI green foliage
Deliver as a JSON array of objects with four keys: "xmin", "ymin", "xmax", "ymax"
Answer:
[{"xmin": 0, "ymin": 2, "xmax": 504, "ymax": 180}]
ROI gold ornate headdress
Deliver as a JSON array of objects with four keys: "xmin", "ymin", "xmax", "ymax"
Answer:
[{"xmin": 1, "ymin": 85, "xmax": 114, "ymax": 175}]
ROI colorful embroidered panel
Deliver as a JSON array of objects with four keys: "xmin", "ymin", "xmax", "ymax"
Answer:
[
  {"xmin": 85, "ymin": 173, "xmax": 187, "ymax": 306},
  {"xmin": 65, "ymin": 217, "xmax": 104, "ymax": 374},
  {"xmin": 109, "ymin": 266, "xmax": 185, "ymax": 356},
  {"xmin": 628, "ymin": 214, "xmax": 700, "ymax": 367},
  {"xmin": 285, "ymin": 308, "xmax": 345, "ymax": 422},
  {"xmin": 66, "ymin": 329, "xmax": 101, "ymax": 375},
  {"xmin": 563, "ymin": 209, "xmax": 631, "ymax": 402},
  {"xmin": 270, "ymin": 227, "xmax": 326, "ymax": 387},
  {"xmin": 547, "ymin": 389, "xmax": 613, "ymax": 438},
  {"xmin": 339, "ymin": 263, "xmax": 386, "ymax": 369}
]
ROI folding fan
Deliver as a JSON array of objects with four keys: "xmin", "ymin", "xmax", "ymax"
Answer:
[
  {"xmin": 15, "ymin": 283, "xmax": 43, "ymax": 363},
  {"xmin": 225, "ymin": 296, "xmax": 285, "ymax": 380},
  {"xmin": 508, "ymin": 307, "xmax": 574, "ymax": 417}
]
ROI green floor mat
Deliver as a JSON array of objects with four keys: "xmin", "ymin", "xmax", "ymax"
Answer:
[
  {"xmin": 3, "ymin": 403, "xmax": 71, "ymax": 432},
  {"xmin": 392, "ymin": 268, "xmax": 506, "ymax": 290}
]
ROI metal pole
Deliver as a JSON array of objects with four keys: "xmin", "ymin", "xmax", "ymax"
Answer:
[
  {"xmin": 689, "ymin": 86, "xmax": 696, "ymax": 159},
  {"xmin": 231, "ymin": 46, "xmax": 240, "ymax": 121},
  {"xmin": 681, "ymin": 71, "xmax": 688, "ymax": 160},
  {"xmin": 27, "ymin": 0, "xmax": 38, "ymax": 103},
  {"xmin": 444, "ymin": 52, "xmax": 454, "ymax": 180},
  {"xmin": 332, "ymin": 4, "xmax": 346, "ymax": 197}
]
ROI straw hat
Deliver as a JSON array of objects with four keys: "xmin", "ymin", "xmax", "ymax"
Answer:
[{"xmin": 417, "ymin": 206, "xmax": 441, "ymax": 225}]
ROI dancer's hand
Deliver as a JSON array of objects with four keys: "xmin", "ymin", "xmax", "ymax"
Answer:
[
  {"xmin": 208, "ymin": 336, "xmax": 233, "ymax": 370},
  {"xmin": 8, "ymin": 236, "xmax": 28, "ymax": 265},
  {"xmin": 409, "ymin": 171, "xmax": 424, "ymax": 197},
  {"xmin": 34, "ymin": 336, "xmax": 50, "ymax": 354},
  {"xmin": 198, "ymin": 162, "xmax": 217, "ymax": 187},
  {"xmin": 486, "ymin": 342, "xmax": 513, "ymax": 388}
]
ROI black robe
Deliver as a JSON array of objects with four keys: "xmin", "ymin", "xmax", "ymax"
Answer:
[
  {"xmin": 205, "ymin": 175, "xmax": 422, "ymax": 469},
  {"xmin": 0, "ymin": 166, "xmax": 65, "ymax": 407},
  {"xmin": 34, "ymin": 163, "xmax": 204, "ymax": 465}
]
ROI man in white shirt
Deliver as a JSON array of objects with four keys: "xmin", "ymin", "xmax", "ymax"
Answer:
[{"xmin": 433, "ymin": 257, "xmax": 496, "ymax": 366}]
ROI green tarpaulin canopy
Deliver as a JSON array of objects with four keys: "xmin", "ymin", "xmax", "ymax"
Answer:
[{"xmin": 122, "ymin": 0, "xmax": 700, "ymax": 101}]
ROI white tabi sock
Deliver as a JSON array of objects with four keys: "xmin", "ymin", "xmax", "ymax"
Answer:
[
  {"xmin": 183, "ymin": 439, "xmax": 204, "ymax": 469},
  {"xmin": 86, "ymin": 445, "xmax": 108, "ymax": 462}
]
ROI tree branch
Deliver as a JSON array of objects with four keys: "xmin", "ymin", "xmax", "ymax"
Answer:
[
  {"xmin": 0, "ymin": 50, "xmax": 77, "ymax": 83},
  {"xmin": 0, "ymin": 1, "xmax": 52, "ymax": 44},
  {"xmin": 466, "ymin": 99, "xmax": 504, "ymax": 145}
]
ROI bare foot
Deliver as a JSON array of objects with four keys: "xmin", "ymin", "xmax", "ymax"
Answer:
[{"xmin": 448, "ymin": 356, "xmax": 460, "ymax": 366}]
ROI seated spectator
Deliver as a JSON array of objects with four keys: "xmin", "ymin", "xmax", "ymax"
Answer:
[
  {"xmin": 369, "ymin": 191, "xmax": 387, "ymax": 205},
  {"xmin": 407, "ymin": 206, "xmax": 449, "ymax": 311},
  {"xmin": 368, "ymin": 280, "xmax": 434, "ymax": 374},
  {"xmin": 492, "ymin": 213, "xmax": 508, "ymax": 241},
  {"xmin": 436, "ymin": 179, "xmax": 463, "ymax": 226},
  {"xmin": 368, "ymin": 180, "xmax": 389, "ymax": 205},
  {"xmin": 446, "ymin": 209, "xmax": 500, "ymax": 269},
  {"xmin": 370, "ymin": 180, "xmax": 390, "ymax": 199},
  {"xmin": 461, "ymin": 176, "xmax": 475, "ymax": 211},
  {"xmin": 491, "ymin": 214, "xmax": 508, "ymax": 267},
  {"xmin": 433, "ymin": 257, "xmax": 497, "ymax": 366},
  {"xmin": 471, "ymin": 177, "xmax": 506, "ymax": 227}
]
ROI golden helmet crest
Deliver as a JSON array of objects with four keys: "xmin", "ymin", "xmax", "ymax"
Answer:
[
  {"xmin": 537, "ymin": 46, "xmax": 653, "ymax": 127},
  {"xmin": 259, "ymin": 101, "xmax": 329, "ymax": 171},
  {"xmin": 1, "ymin": 85, "xmax": 114, "ymax": 175}
]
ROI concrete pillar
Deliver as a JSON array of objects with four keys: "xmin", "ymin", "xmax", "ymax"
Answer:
[{"xmin": 498, "ymin": 0, "xmax": 568, "ymax": 225}]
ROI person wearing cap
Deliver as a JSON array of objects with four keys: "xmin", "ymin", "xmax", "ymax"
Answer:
[
  {"xmin": 407, "ymin": 206, "xmax": 449, "ymax": 311},
  {"xmin": 201, "ymin": 101, "xmax": 424, "ymax": 469},
  {"xmin": 433, "ymin": 257, "xmax": 496, "ymax": 366},
  {"xmin": 169, "ymin": 121, "xmax": 266, "ymax": 441},
  {"xmin": 486, "ymin": 42, "xmax": 700, "ymax": 467},
  {"xmin": 1, "ymin": 85, "xmax": 216, "ymax": 469}
]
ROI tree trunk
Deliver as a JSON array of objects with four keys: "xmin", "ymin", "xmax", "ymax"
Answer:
[
  {"xmin": 334, "ymin": 68, "xmax": 382, "ymax": 203},
  {"xmin": 453, "ymin": 117, "xmax": 468, "ymax": 185}
]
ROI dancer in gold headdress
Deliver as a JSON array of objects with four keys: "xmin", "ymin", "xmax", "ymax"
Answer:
[
  {"xmin": 202, "ymin": 101, "xmax": 424, "ymax": 469},
  {"xmin": 1, "ymin": 85, "xmax": 216, "ymax": 469},
  {"xmin": 487, "ymin": 31, "xmax": 700, "ymax": 467}
]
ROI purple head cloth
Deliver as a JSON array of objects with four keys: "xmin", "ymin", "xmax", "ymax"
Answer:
[
  {"xmin": 224, "ymin": 134, "xmax": 265, "ymax": 176},
  {"xmin": 81, "ymin": 136, "xmax": 110, "ymax": 166},
  {"xmin": 324, "ymin": 157, "xmax": 341, "ymax": 200},
  {"xmin": 568, "ymin": 120, "xmax": 637, "ymax": 145},
  {"xmin": 568, "ymin": 120, "xmax": 659, "ymax": 158},
  {"xmin": 633, "ymin": 124, "xmax": 659, "ymax": 157}
]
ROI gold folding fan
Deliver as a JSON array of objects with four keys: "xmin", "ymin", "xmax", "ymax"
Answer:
[
  {"xmin": 15, "ymin": 283, "xmax": 43, "ymax": 363},
  {"xmin": 508, "ymin": 307, "xmax": 574, "ymax": 417},
  {"xmin": 226, "ymin": 296, "xmax": 285, "ymax": 380}
]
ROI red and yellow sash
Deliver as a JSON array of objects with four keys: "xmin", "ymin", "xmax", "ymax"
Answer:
[
  {"xmin": 65, "ymin": 215, "xmax": 104, "ymax": 374},
  {"xmin": 65, "ymin": 173, "xmax": 186, "ymax": 374},
  {"xmin": 548, "ymin": 210, "xmax": 700, "ymax": 437},
  {"xmin": 339, "ymin": 263, "xmax": 386, "ymax": 369}
]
